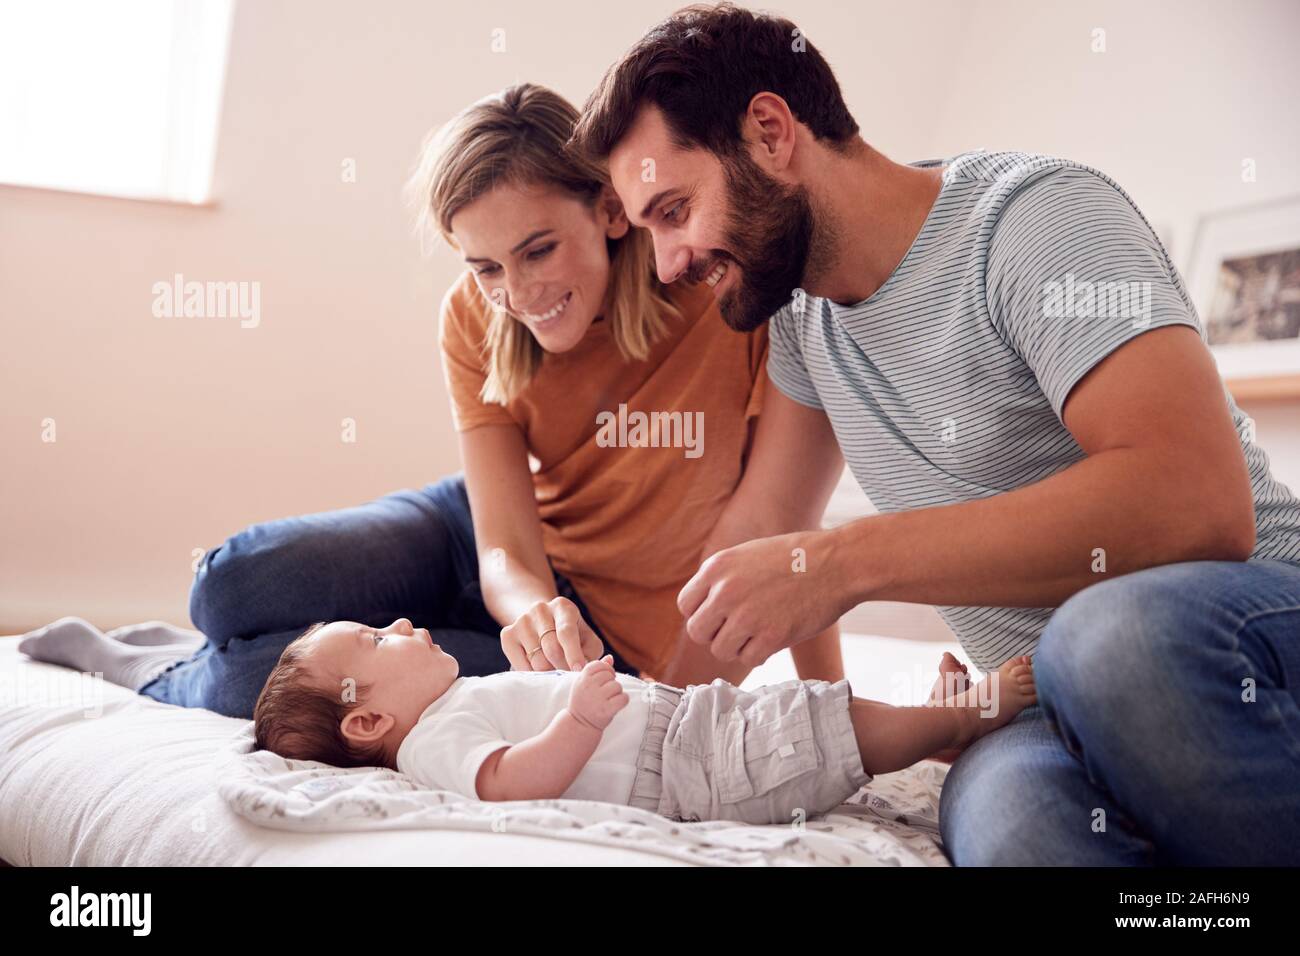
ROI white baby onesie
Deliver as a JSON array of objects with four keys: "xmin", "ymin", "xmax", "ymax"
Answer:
[{"xmin": 395, "ymin": 670, "xmax": 652, "ymax": 802}]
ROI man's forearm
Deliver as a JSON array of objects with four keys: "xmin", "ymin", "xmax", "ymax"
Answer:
[
  {"xmin": 825, "ymin": 447, "xmax": 1254, "ymax": 610},
  {"xmin": 477, "ymin": 711, "xmax": 601, "ymax": 801}
]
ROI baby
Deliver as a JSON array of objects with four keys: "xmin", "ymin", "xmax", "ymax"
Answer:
[{"xmin": 254, "ymin": 617, "xmax": 1036, "ymax": 825}]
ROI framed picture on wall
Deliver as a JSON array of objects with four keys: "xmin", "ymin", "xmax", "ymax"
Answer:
[{"xmin": 1186, "ymin": 195, "xmax": 1300, "ymax": 401}]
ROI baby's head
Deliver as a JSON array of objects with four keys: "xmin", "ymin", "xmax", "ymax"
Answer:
[{"xmin": 253, "ymin": 618, "xmax": 458, "ymax": 769}]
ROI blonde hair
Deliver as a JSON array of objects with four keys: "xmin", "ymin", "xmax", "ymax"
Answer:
[{"xmin": 407, "ymin": 83, "xmax": 678, "ymax": 404}]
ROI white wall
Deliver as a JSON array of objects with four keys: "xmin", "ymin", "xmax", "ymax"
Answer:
[
  {"xmin": 927, "ymin": 0, "xmax": 1300, "ymax": 490},
  {"xmin": 3, "ymin": 0, "xmax": 1297, "ymax": 636}
]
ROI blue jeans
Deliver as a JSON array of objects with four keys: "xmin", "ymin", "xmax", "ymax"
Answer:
[
  {"xmin": 139, "ymin": 473, "xmax": 636, "ymax": 718},
  {"xmin": 939, "ymin": 559, "xmax": 1300, "ymax": 865}
]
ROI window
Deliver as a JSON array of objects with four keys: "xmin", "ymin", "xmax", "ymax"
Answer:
[{"xmin": 0, "ymin": 0, "xmax": 234, "ymax": 203}]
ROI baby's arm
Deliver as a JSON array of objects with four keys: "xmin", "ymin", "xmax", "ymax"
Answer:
[
  {"xmin": 475, "ymin": 656, "xmax": 628, "ymax": 801},
  {"xmin": 475, "ymin": 711, "xmax": 602, "ymax": 801}
]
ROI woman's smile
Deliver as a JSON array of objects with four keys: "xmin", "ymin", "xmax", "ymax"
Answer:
[{"xmin": 521, "ymin": 290, "xmax": 573, "ymax": 325}]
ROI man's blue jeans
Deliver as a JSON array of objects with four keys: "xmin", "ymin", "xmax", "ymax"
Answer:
[
  {"xmin": 139, "ymin": 474, "xmax": 636, "ymax": 719},
  {"xmin": 939, "ymin": 559, "xmax": 1300, "ymax": 865}
]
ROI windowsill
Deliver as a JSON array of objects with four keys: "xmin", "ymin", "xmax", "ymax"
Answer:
[{"xmin": 0, "ymin": 180, "xmax": 218, "ymax": 209}]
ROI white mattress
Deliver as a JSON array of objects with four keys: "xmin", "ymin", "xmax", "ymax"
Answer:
[{"xmin": 0, "ymin": 632, "xmax": 964, "ymax": 866}]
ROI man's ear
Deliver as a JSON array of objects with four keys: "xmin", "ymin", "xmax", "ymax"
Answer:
[
  {"xmin": 340, "ymin": 707, "xmax": 396, "ymax": 746},
  {"xmin": 743, "ymin": 91, "xmax": 797, "ymax": 173},
  {"xmin": 597, "ymin": 185, "xmax": 631, "ymax": 240}
]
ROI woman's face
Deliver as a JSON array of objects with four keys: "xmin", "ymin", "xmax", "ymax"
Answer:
[{"xmin": 451, "ymin": 182, "xmax": 629, "ymax": 354}]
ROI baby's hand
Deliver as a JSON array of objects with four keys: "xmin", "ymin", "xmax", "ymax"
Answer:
[{"xmin": 567, "ymin": 655, "xmax": 628, "ymax": 732}]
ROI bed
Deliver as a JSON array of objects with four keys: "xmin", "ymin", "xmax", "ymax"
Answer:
[{"xmin": 0, "ymin": 631, "xmax": 962, "ymax": 866}]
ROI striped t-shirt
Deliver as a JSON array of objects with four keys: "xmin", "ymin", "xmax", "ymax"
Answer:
[{"xmin": 767, "ymin": 150, "xmax": 1300, "ymax": 671}]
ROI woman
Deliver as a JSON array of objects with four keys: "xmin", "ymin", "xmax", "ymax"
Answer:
[{"xmin": 20, "ymin": 84, "xmax": 842, "ymax": 719}]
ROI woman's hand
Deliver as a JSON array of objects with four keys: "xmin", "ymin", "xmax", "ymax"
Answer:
[{"xmin": 501, "ymin": 596, "xmax": 605, "ymax": 671}]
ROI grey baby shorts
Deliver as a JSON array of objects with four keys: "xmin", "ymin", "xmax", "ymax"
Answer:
[{"xmin": 627, "ymin": 678, "xmax": 872, "ymax": 825}]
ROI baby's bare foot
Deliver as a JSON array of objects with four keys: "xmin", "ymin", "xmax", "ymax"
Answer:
[
  {"xmin": 927, "ymin": 651, "xmax": 971, "ymax": 703},
  {"xmin": 981, "ymin": 656, "xmax": 1036, "ymax": 730},
  {"xmin": 952, "ymin": 656, "xmax": 1037, "ymax": 744}
]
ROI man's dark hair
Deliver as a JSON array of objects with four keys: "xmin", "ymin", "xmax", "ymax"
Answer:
[{"xmin": 570, "ymin": 2, "xmax": 859, "ymax": 162}]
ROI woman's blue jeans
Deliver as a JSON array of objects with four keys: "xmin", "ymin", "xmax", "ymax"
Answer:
[
  {"xmin": 939, "ymin": 558, "xmax": 1300, "ymax": 865},
  {"xmin": 139, "ymin": 473, "xmax": 636, "ymax": 718}
]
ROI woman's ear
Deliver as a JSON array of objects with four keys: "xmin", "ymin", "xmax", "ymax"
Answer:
[{"xmin": 597, "ymin": 185, "xmax": 630, "ymax": 241}]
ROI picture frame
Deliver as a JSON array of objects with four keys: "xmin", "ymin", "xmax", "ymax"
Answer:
[{"xmin": 1186, "ymin": 194, "xmax": 1300, "ymax": 401}]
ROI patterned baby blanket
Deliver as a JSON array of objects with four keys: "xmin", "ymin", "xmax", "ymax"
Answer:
[{"xmin": 219, "ymin": 724, "xmax": 951, "ymax": 866}]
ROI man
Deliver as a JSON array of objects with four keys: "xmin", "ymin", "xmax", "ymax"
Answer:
[{"xmin": 569, "ymin": 3, "xmax": 1300, "ymax": 865}]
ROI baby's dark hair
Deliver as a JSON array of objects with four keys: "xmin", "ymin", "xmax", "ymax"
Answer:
[{"xmin": 252, "ymin": 621, "xmax": 386, "ymax": 768}]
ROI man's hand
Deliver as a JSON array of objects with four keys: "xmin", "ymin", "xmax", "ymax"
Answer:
[
  {"xmin": 677, "ymin": 530, "xmax": 851, "ymax": 667},
  {"xmin": 566, "ymin": 655, "xmax": 628, "ymax": 731}
]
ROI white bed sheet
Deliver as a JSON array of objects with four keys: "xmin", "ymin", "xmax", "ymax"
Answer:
[{"xmin": 0, "ymin": 632, "xmax": 963, "ymax": 866}]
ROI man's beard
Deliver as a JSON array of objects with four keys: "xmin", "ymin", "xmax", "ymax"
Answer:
[{"xmin": 706, "ymin": 150, "xmax": 820, "ymax": 332}]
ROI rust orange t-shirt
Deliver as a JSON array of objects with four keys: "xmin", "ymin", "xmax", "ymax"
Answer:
[{"xmin": 438, "ymin": 270, "xmax": 768, "ymax": 676}]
